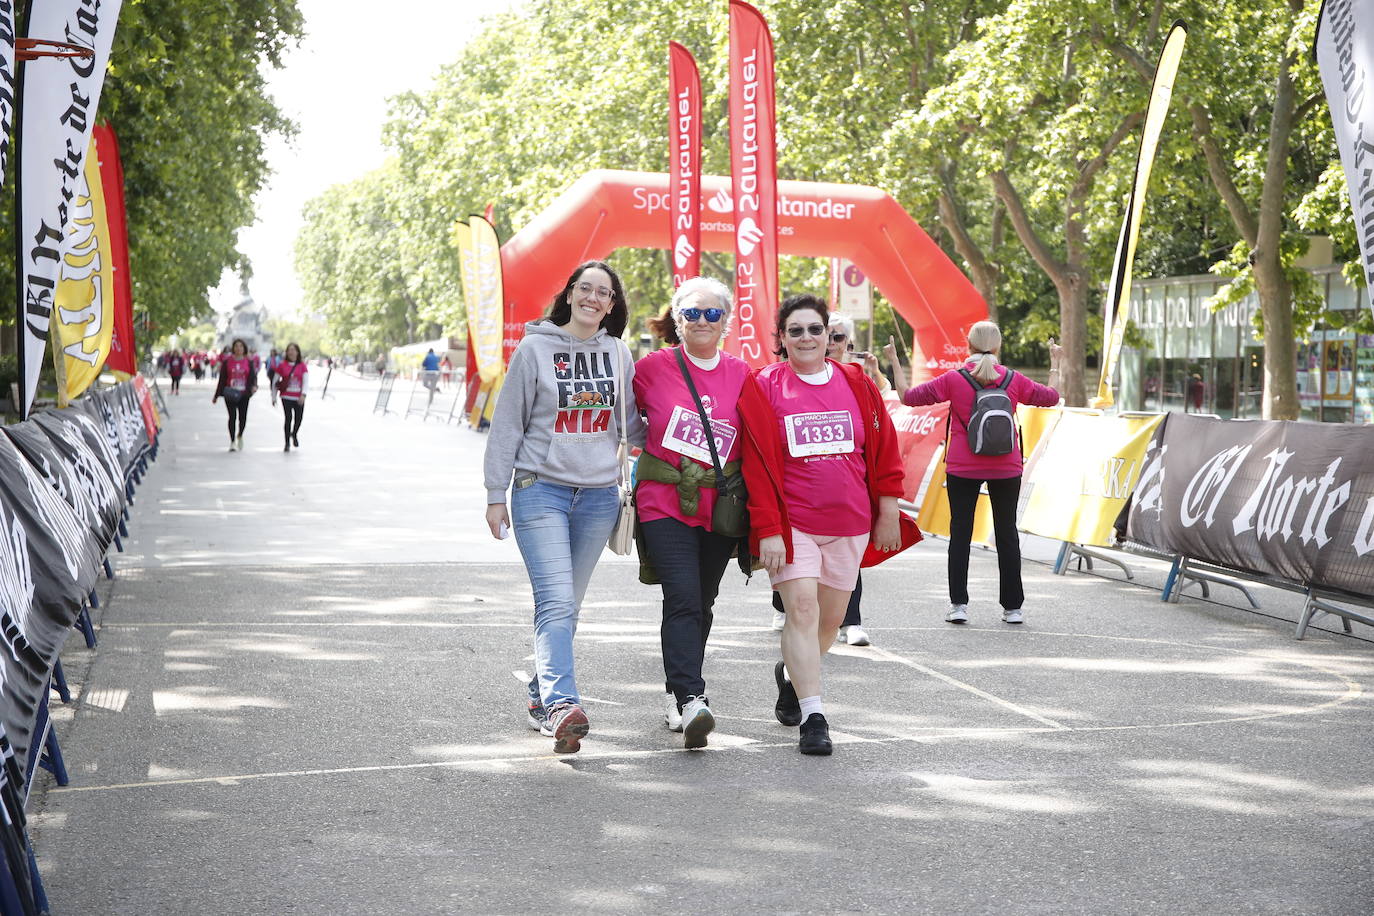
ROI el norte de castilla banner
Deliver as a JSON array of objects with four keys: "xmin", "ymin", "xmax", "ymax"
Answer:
[
  {"xmin": 1316, "ymin": 0, "xmax": 1374, "ymax": 312},
  {"xmin": 16, "ymin": 0, "xmax": 124, "ymax": 418},
  {"xmin": 1129, "ymin": 413, "xmax": 1374, "ymax": 597}
]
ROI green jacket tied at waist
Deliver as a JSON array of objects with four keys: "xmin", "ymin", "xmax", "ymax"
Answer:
[{"xmin": 635, "ymin": 451, "xmax": 742, "ymax": 517}]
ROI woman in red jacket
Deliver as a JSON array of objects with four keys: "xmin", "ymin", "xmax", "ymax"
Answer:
[
  {"xmin": 739, "ymin": 294, "xmax": 905, "ymax": 755},
  {"xmin": 901, "ymin": 320, "xmax": 1062, "ymax": 626}
]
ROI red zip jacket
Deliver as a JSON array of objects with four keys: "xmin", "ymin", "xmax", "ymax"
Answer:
[{"xmin": 738, "ymin": 359, "xmax": 906, "ymax": 564}]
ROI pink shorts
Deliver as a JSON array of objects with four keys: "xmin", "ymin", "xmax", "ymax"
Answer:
[{"xmin": 769, "ymin": 530, "xmax": 867, "ymax": 592}]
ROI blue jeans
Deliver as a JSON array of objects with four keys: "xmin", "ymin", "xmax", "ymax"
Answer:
[{"xmin": 511, "ymin": 479, "xmax": 620, "ymax": 709}]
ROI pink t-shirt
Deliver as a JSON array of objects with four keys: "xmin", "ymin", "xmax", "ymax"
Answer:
[
  {"xmin": 224, "ymin": 357, "xmax": 252, "ymax": 392},
  {"xmin": 756, "ymin": 361, "xmax": 869, "ymax": 537},
  {"xmin": 633, "ymin": 347, "xmax": 751, "ymax": 529},
  {"xmin": 901, "ymin": 362, "xmax": 1059, "ymax": 479}
]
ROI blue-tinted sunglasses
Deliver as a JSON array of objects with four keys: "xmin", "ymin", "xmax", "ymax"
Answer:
[{"xmin": 680, "ymin": 307, "xmax": 725, "ymax": 323}]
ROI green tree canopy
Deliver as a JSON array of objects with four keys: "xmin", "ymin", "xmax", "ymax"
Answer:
[
  {"xmin": 295, "ymin": 0, "xmax": 1358, "ymax": 416},
  {"xmin": 0, "ymin": 0, "xmax": 304, "ymax": 360}
]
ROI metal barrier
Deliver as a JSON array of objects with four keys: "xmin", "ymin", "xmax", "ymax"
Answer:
[
  {"xmin": 373, "ymin": 372, "xmax": 397, "ymax": 415},
  {"xmin": 404, "ymin": 371, "xmax": 461, "ymax": 422}
]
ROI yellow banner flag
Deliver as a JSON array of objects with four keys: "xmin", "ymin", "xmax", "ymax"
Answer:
[
  {"xmin": 917, "ymin": 404, "xmax": 1061, "ymax": 543},
  {"xmin": 455, "ymin": 216, "xmax": 506, "ymax": 386},
  {"xmin": 1019, "ymin": 411, "xmax": 1165, "ymax": 546},
  {"xmin": 51, "ymin": 135, "xmax": 115, "ymax": 407},
  {"xmin": 1095, "ymin": 22, "xmax": 1188, "ymax": 409}
]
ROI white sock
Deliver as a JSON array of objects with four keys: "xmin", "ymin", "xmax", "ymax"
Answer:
[{"xmin": 799, "ymin": 696, "xmax": 823, "ymax": 720}]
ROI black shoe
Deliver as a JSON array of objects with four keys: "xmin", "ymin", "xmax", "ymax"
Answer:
[
  {"xmin": 774, "ymin": 661, "xmax": 802, "ymax": 726},
  {"xmin": 284, "ymin": 442, "xmax": 291, "ymax": 452},
  {"xmin": 292, "ymin": 434, "xmax": 299, "ymax": 447},
  {"xmin": 798, "ymin": 713, "xmax": 833, "ymax": 755}
]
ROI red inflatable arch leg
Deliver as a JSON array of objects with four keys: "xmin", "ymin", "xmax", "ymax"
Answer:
[{"xmin": 499, "ymin": 169, "xmax": 988, "ymax": 381}]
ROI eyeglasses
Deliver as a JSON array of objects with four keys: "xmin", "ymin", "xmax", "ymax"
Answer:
[
  {"xmin": 785, "ymin": 323, "xmax": 827, "ymax": 339},
  {"xmin": 573, "ymin": 281, "xmax": 614, "ymax": 301},
  {"xmin": 680, "ymin": 307, "xmax": 725, "ymax": 323},
  {"xmin": 829, "ymin": 332, "xmax": 847, "ymax": 342}
]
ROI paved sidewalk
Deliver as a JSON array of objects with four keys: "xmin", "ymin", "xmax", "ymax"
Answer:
[{"xmin": 29, "ymin": 373, "xmax": 1374, "ymax": 914}]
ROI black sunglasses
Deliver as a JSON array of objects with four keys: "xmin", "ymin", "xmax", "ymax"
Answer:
[
  {"xmin": 829, "ymin": 332, "xmax": 847, "ymax": 342},
  {"xmin": 785, "ymin": 324, "xmax": 827, "ymax": 339}
]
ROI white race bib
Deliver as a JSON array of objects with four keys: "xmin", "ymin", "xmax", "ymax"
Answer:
[
  {"xmin": 661, "ymin": 404, "xmax": 738, "ymax": 465},
  {"xmin": 785, "ymin": 410, "xmax": 855, "ymax": 457}
]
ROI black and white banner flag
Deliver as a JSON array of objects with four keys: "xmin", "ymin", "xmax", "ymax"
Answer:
[
  {"xmin": 7, "ymin": 415, "xmax": 121, "ymax": 553},
  {"xmin": 15, "ymin": 0, "xmax": 124, "ymax": 418},
  {"xmin": 1316, "ymin": 0, "xmax": 1374, "ymax": 311},
  {"xmin": 1129, "ymin": 414, "xmax": 1374, "ymax": 596},
  {"xmin": 0, "ymin": 0, "xmax": 16, "ymax": 184},
  {"xmin": 0, "ymin": 431, "xmax": 101, "ymax": 769}
]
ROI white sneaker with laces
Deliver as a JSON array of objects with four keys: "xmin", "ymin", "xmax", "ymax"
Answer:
[
  {"xmin": 1002, "ymin": 608, "xmax": 1024, "ymax": 624},
  {"xmin": 681, "ymin": 696, "xmax": 715, "ymax": 750},
  {"xmin": 841, "ymin": 625, "xmax": 871, "ymax": 647},
  {"xmin": 664, "ymin": 692, "xmax": 683, "ymax": 732},
  {"xmin": 945, "ymin": 604, "xmax": 969, "ymax": 624},
  {"xmin": 770, "ymin": 610, "xmax": 786, "ymax": 631}
]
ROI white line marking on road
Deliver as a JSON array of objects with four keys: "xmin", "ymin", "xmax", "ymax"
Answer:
[
  {"xmin": 47, "ymin": 726, "xmax": 1055, "ymax": 795},
  {"xmin": 864, "ymin": 645, "xmax": 1071, "ymax": 730}
]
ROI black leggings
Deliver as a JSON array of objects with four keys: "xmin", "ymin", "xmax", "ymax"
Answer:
[
  {"xmin": 282, "ymin": 399, "xmax": 304, "ymax": 439},
  {"xmin": 170, "ymin": 375, "xmax": 181, "ymax": 393},
  {"xmin": 224, "ymin": 396, "xmax": 249, "ymax": 439},
  {"xmin": 946, "ymin": 473, "xmax": 1023, "ymax": 610}
]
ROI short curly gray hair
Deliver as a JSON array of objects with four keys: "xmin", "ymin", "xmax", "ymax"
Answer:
[{"xmin": 670, "ymin": 276, "xmax": 734, "ymax": 341}]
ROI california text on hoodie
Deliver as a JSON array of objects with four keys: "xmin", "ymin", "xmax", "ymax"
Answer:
[{"xmin": 484, "ymin": 320, "xmax": 647, "ymax": 502}]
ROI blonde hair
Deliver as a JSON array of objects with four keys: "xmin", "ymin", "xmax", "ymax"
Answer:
[{"xmin": 966, "ymin": 321, "xmax": 1002, "ymax": 384}]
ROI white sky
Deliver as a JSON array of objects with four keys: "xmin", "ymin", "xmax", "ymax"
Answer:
[{"xmin": 211, "ymin": 0, "xmax": 520, "ymax": 321}]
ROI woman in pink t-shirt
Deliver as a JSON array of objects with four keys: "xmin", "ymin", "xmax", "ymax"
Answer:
[
  {"xmin": 740, "ymin": 294, "xmax": 906, "ymax": 756},
  {"xmin": 633, "ymin": 276, "xmax": 750, "ymax": 750},
  {"xmin": 901, "ymin": 320, "xmax": 1063, "ymax": 626},
  {"xmin": 212, "ymin": 338, "xmax": 259, "ymax": 451}
]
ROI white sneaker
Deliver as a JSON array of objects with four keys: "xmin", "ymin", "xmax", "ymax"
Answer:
[
  {"xmin": 841, "ymin": 625, "xmax": 871, "ymax": 647},
  {"xmin": 945, "ymin": 604, "xmax": 969, "ymax": 624},
  {"xmin": 235, "ymin": 435, "xmax": 244, "ymax": 451},
  {"xmin": 770, "ymin": 610, "xmax": 786, "ymax": 631},
  {"xmin": 1002, "ymin": 608, "xmax": 1024, "ymax": 625},
  {"xmin": 664, "ymin": 692, "xmax": 683, "ymax": 732},
  {"xmin": 681, "ymin": 696, "xmax": 715, "ymax": 750}
]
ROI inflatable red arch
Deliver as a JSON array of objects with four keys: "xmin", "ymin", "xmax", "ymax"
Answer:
[{"xmin": 500, "ymin": 169, "xmax": 987, "ymax": 381}]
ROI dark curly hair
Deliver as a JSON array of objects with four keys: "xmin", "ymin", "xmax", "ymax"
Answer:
[
  {"xmin": 773, "ymin": 293, "xmax": 830, "ymax": 357},
  {"xmin": 542, "ymin": 260, "xmax": 628, "ymax": 338}
]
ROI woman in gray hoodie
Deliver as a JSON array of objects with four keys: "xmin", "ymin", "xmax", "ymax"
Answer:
[{"xmin": 483, "ymin": 260, "xmax": 645, "ymax": 754}]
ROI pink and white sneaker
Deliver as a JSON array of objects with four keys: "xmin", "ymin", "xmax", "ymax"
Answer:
[{"xmin": 546, "ymin": 704, "xmax": 590, "ymax": 754}]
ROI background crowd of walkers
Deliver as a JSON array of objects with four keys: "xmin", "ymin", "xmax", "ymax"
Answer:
[{"xmin": 484, "ymin": 261, "xmax": 1061, "ymax": 758}]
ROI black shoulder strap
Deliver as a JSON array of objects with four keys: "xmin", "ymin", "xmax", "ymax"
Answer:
[
  {"xmin": 957, "ymin": 368, "xmax": 982, "ymax": 392},
  {"xmin": 673, "ymin": 347, "xmax": 725, "ymax": 482},
  {"xmin": 998, "ymin": 368, "xmax": 1015, "ymax": 390}
]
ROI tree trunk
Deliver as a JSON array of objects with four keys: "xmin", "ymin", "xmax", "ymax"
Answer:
[
  {"xmin": 1053, "ymin": 276, "xmax": 1089, "ymax": 407},
  {"xmin": 1252, "ymin": 32, "xmax": 1301, "ymax": 420},
  {"xmin": 937, "ymin": 184, "xmax": 998, "ymax": 320},
  {"xmin": 1254, "ymin": 261, "xmax": 1298, "ymax": 419}
]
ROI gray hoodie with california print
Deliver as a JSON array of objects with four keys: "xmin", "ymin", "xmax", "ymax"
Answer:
[{"xmin": 484, "ymin": 320, "xmax": 646, "ymax": 503}]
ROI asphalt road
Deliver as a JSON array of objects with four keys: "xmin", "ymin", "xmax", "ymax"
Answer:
[{"xmin": 28, "ymin": 371, "xmax": 1374, "ymax": 915}]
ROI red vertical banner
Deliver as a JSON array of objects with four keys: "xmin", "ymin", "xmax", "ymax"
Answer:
[
  {"xmin": 94, "ymin": 123, "xmax": 136, "ymax": 377},
  {"xmin": 668, "ymin": 41, "xmax": 702, "ymax": 288},
  {"xmin": 726, "ymin": 0, "xmax": 778, "ymax": 368}
]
